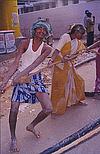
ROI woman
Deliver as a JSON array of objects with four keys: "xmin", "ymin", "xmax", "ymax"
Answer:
[
  {"xmin": 0, "ymin": 20, "xmax": 53, "ymax": 152},
  {"xmin": 49, "ymin": 24, "xmax": 86, "ymax": 115}
]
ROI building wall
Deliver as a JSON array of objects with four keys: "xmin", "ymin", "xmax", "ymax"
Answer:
[{"xmin": 19, "ymin": 1, "xmax": 100, "ymax": 38}]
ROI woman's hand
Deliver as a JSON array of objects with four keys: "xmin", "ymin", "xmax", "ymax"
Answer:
[
  {"xmin": 48, "ymin": 59, "xmax": 54, "ymax": 67},
  {"xmin": 62, "ymin": 55, "xmax": 71, "ymax": 62}
]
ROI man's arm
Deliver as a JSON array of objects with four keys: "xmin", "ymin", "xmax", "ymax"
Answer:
[
  {"xmin": 50, "ymin": 49, "xmax": 60, "ymax": 62},
  {"xmin": 0, "ymin": 39, "xmax": 28, "ymax": 90},
  {"xmin": 13, "ymin": 44, "xmax": 52, "ymax": 82},
  {"xmin": 88, "ymin": 18, "xmax": 95, "ymax": 25},
  {"xmin": 92, "ymin": 16, "xmax": 95, "ymax": 25}
]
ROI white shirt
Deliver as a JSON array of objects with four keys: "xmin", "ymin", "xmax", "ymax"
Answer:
[{"xmin": 18, "ymin": 39, "xmax": 44, "ymax": 73}]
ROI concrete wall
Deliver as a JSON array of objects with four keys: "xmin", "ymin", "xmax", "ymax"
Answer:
[{"xmin": 19, "ymin": 1, "xmax": 100, "ymax": 38}]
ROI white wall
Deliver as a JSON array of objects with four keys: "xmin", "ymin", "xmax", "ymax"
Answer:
[{"xmin": 19, "ymin": 1, "xmax": 100, "ymax": 38}]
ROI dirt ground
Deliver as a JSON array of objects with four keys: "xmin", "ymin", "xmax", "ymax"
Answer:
[{"xmin": 1, "ymin": 59, "xmax": 100, "ymax": 154}]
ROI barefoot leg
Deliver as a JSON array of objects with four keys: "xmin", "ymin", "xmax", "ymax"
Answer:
[
  {"xmin": 26, "ymin": 124, "xmax": 40, "ymax": 139},
  {"xmin": 26, "ymin": 93, "xmax": 52, "ymax": 139},
  {"xmin": 9, "ymin": 102, "xmax": 20, "ymax": 152},
  {"xmin": 10, "ymin": 138, "xmax": 19, "ymax": 153}
]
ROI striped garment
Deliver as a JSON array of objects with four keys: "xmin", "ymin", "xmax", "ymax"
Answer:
[{"xmin": 11, "ymin": 72, "xmax": 48, "ymax": 104}]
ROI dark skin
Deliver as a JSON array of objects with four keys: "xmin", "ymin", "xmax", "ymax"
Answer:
[
  {"xmin": 12, "ymin": 28, "xmax": 52, "ymax": 84},
  {"xmin": 0, "ymin": 27, "xmax": 53, "ymax": 152},
  {"xmin": 0, "ymin": 28, "xmax": 52, "ymax": 90}
]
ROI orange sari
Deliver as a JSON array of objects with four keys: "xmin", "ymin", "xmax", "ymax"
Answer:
[{"xmin": 51, "ymin": 37, "xmax": 85, "ymax": 115}]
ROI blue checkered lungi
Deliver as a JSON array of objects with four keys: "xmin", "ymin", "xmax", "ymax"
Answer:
[{"xmin": 11, "ymin": 72, "xmax": 48, "ymax": 104}]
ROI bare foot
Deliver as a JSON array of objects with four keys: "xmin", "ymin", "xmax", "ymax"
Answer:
[
  {"xmin": 51, "ymin": 114, "xmax": 56, "ymax": 119},
  {"xmin": 26, "ymin": 125, "xmax": 40, "ymax": 139},
  {"xmin": 9, "ymin": 138, "xmax": 19, "ymax": 153},
  {"xmin": 79, "ymin": 101, "xmax": 88, "ymax": 106},
  {"xmin": 51, "ymin": 113, "xmax": 59, "ymax": 119}
]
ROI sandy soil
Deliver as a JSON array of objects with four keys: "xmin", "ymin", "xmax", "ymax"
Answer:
[{"xmin": 0, "ymin": 54, "xmax": 100, "ymax": 154}]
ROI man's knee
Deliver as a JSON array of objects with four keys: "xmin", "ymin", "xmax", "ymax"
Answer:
[
  {"xmin": 10, "ymin": 102, "xmax": 20, "ymax": 114},
  {"xmin": 43, "ymin": 107, "xmax": 52, "ymax": 115}
]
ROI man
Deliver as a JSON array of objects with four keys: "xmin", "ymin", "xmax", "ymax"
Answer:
[
  {"xmin": 0, "ymin": 20, "xmax": 53, "ymax": 152},
  {"xmin": 45, "ymin": 18, "xmax": 54, "ymax": 46},
  {"xmin": 31, "ymin": 18, "xmax": 53, "ymax": 46},
  {"xmin": 84, "ymin": 11, "xmax": 95, "ymax": 46},
  {"xmin": 84, "ymin": 9, "xmax": 89, "ymax": 29}
]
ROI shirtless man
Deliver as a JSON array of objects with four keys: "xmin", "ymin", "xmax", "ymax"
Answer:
[{"xmin": 0, "ymin": 20, "xmax": 53, "ymax": 152}]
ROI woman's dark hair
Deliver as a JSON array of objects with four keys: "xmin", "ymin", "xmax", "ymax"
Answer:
[{"xmin": 71, "ymin": 24, "xmax": 85, "ymax": 34}]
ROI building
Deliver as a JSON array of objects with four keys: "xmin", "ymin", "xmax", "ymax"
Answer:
[
  {"xmin": 19, "ymin": 0, "xmax": 100, "ymax": 38},
  {"xmin": 18, "ymin": 0, "xmax": 96, "ymax": 14}
]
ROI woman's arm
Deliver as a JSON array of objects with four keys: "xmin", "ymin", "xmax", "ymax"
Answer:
[{"xmin": 48, "ymin": 33, "xmax": 69, "ymax": 64}]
